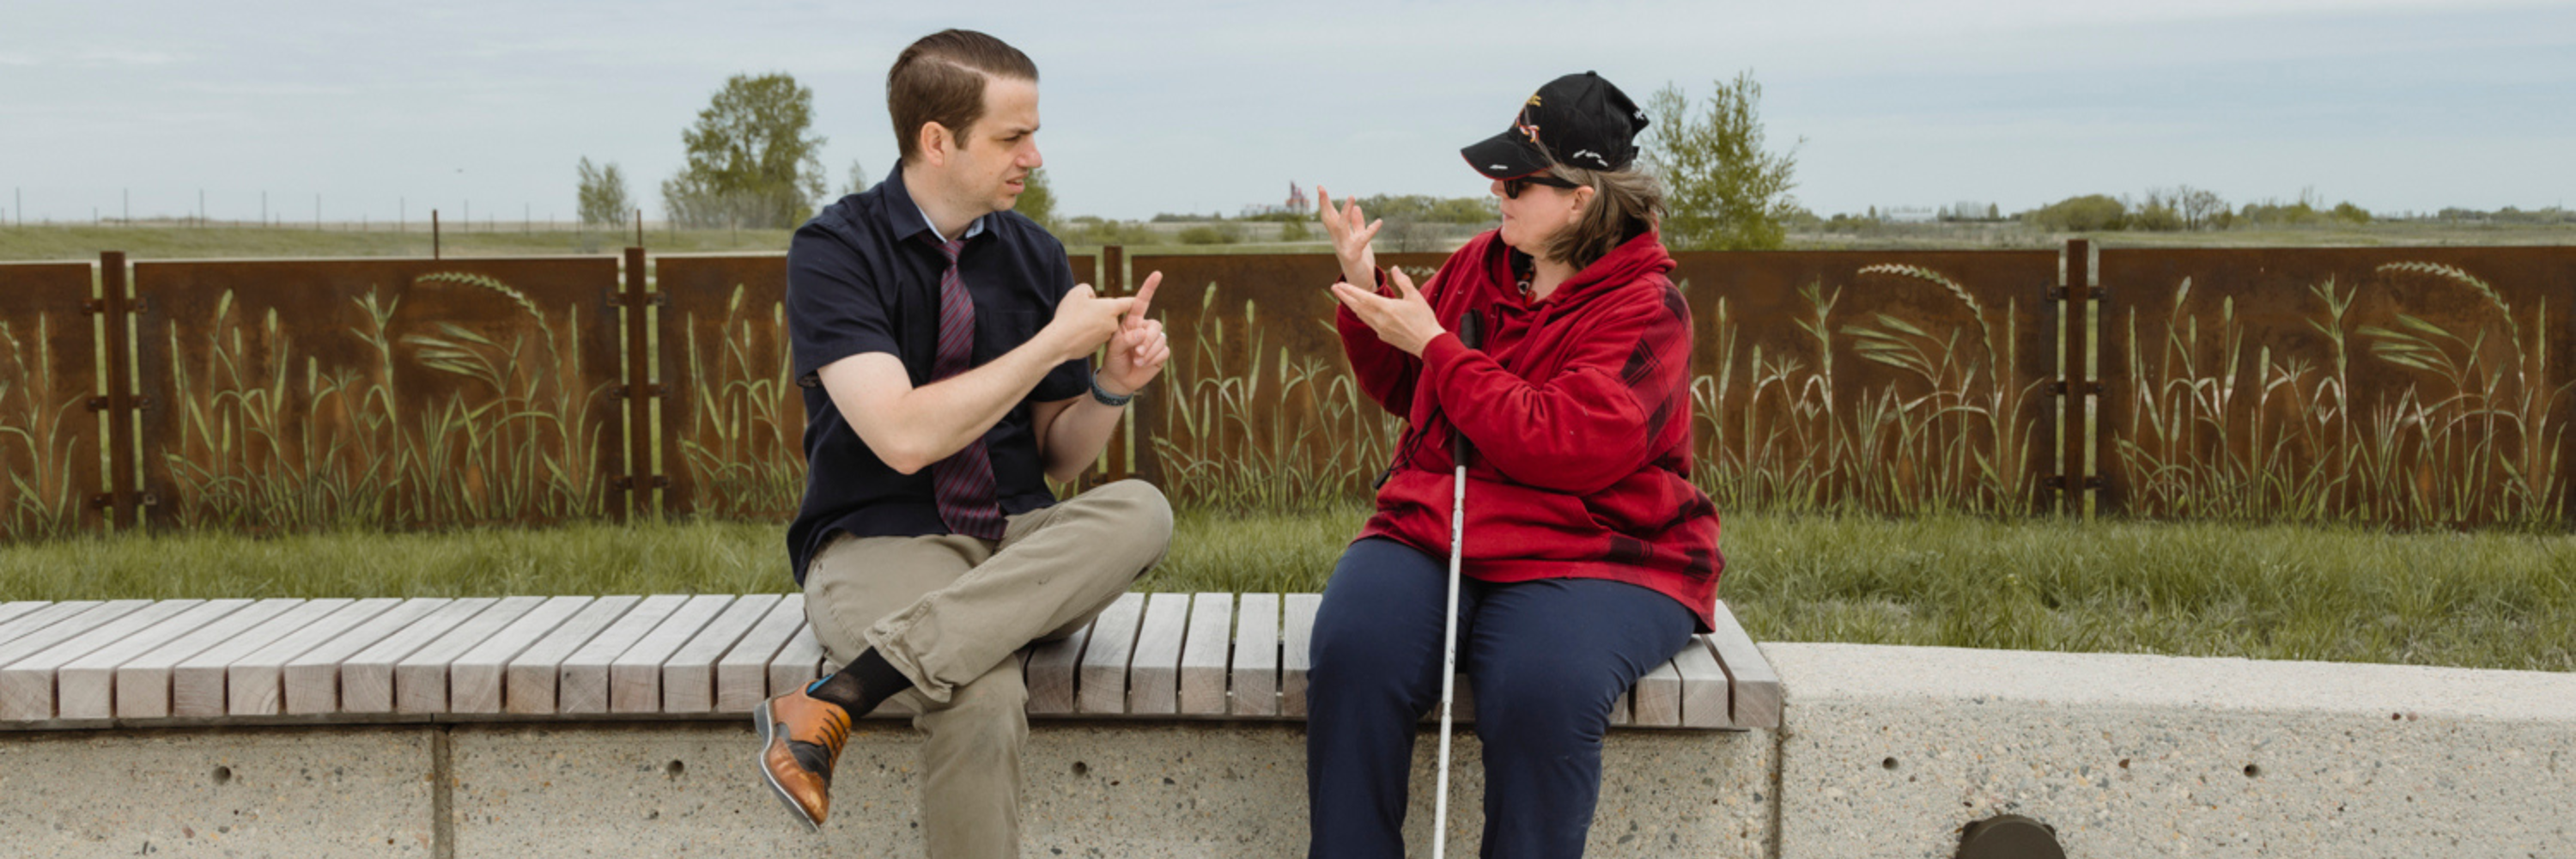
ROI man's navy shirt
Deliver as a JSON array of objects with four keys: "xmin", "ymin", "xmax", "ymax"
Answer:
[{"xmin": 784, "ymin": 168, "xmax": 1088, "ymax": 583}]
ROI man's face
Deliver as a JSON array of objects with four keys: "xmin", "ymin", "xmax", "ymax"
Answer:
[{"xmin": 939, "ymin": 76, "xmax": 1042, "ymax": 216}]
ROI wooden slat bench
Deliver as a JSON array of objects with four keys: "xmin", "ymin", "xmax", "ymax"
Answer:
[{"xmin": 0, "ymin": 594, "xmax": 1780, "ymax": 731}]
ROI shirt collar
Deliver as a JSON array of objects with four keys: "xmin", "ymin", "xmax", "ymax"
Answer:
[{"xmin": 882, "ymin": 165, "xmax": 986, "ymax": 244}]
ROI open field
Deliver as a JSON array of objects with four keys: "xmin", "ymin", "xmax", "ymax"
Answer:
[
  {"xmin": 4, "ymin": 505, "xmax": 2570, "ymax": 673},
  {"xmin": 9, "ymin": 219, "xmax": 2570, "ymax": 263}
]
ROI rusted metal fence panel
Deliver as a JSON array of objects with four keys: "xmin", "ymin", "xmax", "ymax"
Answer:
[
  {"xmin": 1125, "ymin": 252, "xmax": 1448, "ymax": 509},
  {"xmin": 650, "ymin": 253, "xmax": 1098, "ymax": 520},
  {"xmin": 1672, "ymin": 251, "xmax": 2063, "ymax": 515},
  {"xmin": 131, "ymin": 258, "xmax": 625, "ymax": 531},
  {"xmin": 0, "ymin": 262, "xmax": 106, "ymax": 539},
  {"xmin": 2095, "ymin": 247, "xmax": 2576, "ymax": 526}
]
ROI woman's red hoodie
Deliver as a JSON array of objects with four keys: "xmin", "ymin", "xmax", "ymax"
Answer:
[{"xmin": 1339, "ymin": 228, "xmax": 1723, "ymax": 631}]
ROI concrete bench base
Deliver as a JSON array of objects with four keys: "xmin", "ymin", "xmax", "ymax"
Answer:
[
  {"xmin": 11, "ymin": 643, "xmax": 2575, "ymax": 857},
  {"xmin": 2, "ymin": 721, "xmax": 1775, "ymax": 858}
]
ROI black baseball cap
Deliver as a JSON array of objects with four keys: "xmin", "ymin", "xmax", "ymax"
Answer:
[{"xmin": 1461, "ymin": 71, "xmax": 1650, "ymax": 180}]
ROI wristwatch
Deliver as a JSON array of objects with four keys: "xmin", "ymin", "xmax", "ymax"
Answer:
[{"xmin": 1090, "ymin": 377, "xmax": 1136, "ymax": 407}]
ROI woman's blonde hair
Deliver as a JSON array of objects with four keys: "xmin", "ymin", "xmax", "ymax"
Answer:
[{"xmin": 1536, "ymin": 161, "xmax": 1666, "ymax": 271}]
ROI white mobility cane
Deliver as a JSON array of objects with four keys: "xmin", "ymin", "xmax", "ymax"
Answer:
[{"xmin": 1432, "ymin": 309, "xmax": 1482, "ymax": 859}]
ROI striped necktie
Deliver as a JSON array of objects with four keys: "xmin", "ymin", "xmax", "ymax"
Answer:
[{"xmin": 927, "ymin": 236, "xmax": 1007, "ymax": 540}]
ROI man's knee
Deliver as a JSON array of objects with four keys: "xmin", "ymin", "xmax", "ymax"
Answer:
[{"xmin": 1086, "ymin": 478, "xmax": 1173, "ymax": 543}]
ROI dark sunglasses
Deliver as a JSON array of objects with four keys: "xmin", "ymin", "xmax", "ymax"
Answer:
[{"xmin": 1502, "ymin": 173, "xmax": 1580, "ymax": 199}]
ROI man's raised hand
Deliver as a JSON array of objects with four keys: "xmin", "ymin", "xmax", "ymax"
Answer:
[
  {"xmin": 1044, "ymin": 284, "xmax": 1138, "ymax": 362},
  {"xmin": 1097, "ymin": 271, "xmax": 1169, "ymax": 396},
  {"xmin": 1316, "ymin": 186, "xmax": 1382, "ymax": 289}
]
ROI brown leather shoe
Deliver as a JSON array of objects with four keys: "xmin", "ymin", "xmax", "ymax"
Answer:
[{"xmin": 754, "ymin": 688, "xmax": 850, "ymax": 831}]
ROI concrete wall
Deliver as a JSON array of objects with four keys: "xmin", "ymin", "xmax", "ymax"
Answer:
[
  {"xmin": 1766, "ymin": 644, "xmax": 2576, "ymax": 857},
  {"xmin": 8, "ymin": 645, "xmax": 2573, "ymax": 858}
]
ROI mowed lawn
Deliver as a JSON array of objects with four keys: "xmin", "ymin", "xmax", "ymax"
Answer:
[{"xmin": 4, "ymin": 506, "xmax": 2571, "ymax": 673}]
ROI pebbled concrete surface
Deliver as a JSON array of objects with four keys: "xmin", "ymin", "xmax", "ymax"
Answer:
[
  {"xmin": 0, "ymin": 726, "xmax": 436, "ymax": 857},
  {"xmin": 1767, "ymin": 643, "xmax": 2576, "ymax": 858},
  {"xmin": 446, "ymin": 720, "xmax": 1773, "ymax": 858}
]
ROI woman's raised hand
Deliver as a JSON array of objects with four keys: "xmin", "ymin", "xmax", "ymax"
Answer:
[{"xmin": 1315, "ymin": 186, "xmax": 1382, "ymax": 289}]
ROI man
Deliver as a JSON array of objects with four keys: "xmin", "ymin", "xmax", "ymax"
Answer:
[{"xmin": 756, "ymin": 28, "xmax": 1173, "ymax": 859}]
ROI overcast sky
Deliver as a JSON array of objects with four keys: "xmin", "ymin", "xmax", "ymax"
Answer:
[{"xmin": 4, "ymin": 0, "xmax": 2571, "ymax": 224}]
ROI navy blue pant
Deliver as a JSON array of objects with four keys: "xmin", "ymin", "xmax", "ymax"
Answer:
[{"xmin": 1306, "ymin": 538, "xmax": 1696, "ymax": 859}]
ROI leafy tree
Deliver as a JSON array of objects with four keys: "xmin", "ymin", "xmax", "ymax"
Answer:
[
  {"xmin": 841, "ymin": 160, "xmax": 870, "ymax": 198},
  {"xmin": 2024, "ymin": 194, "xmax": 2129, "ymax": 232},
  {"xmin": 1643, "ymin": 71, "xmax": 1801, "ymax": 251},
  {"xmin": 2330, "ymin": 201, "xmax": 2372, "ymax": 225},
  {"xmin": 660, "ymin": 73, "xmax": 828, "ymax": 229},
  {"xmin": 576, "ymin": 157, "xmax": 630, "ymax": 226}
]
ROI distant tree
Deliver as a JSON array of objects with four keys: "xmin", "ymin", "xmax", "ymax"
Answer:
[
  {"xmin": 2025, "ymin": 195, "xmax": 2129, "ymax": 232},
  {"xmin": 576, "ymin": 157, "xmax": 630, "ymax": 226},
  {"xmin": 1643, "ymin": 72, "xmax": 1801, "ymax": 251},
  {"xmin": 1985, "ymin": 203, "xmax": 2000, "ymax": 220},
  {"xmin": 660, "ymin": 73, "xmax": 828, "ymax": 229},
  {"xmin": 841, "ymin": 160, "xmax": 871, "ymax": 198},
  {"xmin": 1014, "ymin": 168, "xmax": 1058, "ymax": 231},
  {"xmin": 2330, "ymin": 201, "xmax": 2372, "ymax": 225}
]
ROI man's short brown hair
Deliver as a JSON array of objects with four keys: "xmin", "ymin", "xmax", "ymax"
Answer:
[{"xmin": 887, "ymin": 29, "xmax": 1039, "ymax": 165}]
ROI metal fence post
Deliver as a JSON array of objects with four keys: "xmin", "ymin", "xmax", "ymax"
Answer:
[
  {"xmin": 2062, "ymin": 239, "xmax": 2092, "ymax": 516},
  {"xmin": 97, "ymin": 251, "xmax": 139, "ymax": 530}
]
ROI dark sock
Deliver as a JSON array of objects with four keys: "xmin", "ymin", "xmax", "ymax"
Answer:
[{"xmin": 805, "ymin": 649, "xmax": 913, "ymax": 716}]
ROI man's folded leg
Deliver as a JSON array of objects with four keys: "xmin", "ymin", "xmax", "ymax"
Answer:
[{"xmin": 864, "ymin": 478, "xmax": 1173, "ymax": 704}]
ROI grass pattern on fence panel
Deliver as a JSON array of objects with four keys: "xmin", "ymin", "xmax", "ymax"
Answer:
[
  {"xmin": 1683, "ymin": 253, "xmax": 2059, "ymax": 516},
  {"xmin": 0, "ymin": 315, "xmax": 88, "ymax": 538},
  {"xmin": 2105, "ymin": 254, "xmax": 2571, "ymax": 526},
  {"xmin": 138, "ymin": 259, "xmax": 623, "ymax": 532},
  {"xmin": 1152, "ymin": 279, "xmax": 1404, "ymax": 511},
  {"xmin": 677, "ymin": 283, "xmax": 800, "ymax": 520},
  {"xmin": 0, "ymin": 263, "xmax": 101, "ymax": 540}
]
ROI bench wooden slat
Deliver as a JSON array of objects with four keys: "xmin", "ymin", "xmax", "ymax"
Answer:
[
  {"xmin": 716, "ymin": 595, "xmax": 806, "ymax": 714},
  {"xmin": 1672, "ymin": 634, "xmax": 1731, "ymax": 728},
  {"xmin": 663, "ymin": 594, "xmax": 781, "ymax": 714},
  {"xmin": 762, "ymin": 622, "xmax": 824, "ymax": 713},
  {"xmin": 188, "ymin": 595, "xmax": 363, "ymax": 716},
  {"xmin": 557, "ymin": 594, "xmax": 688, "ymax": 715},
  {"xmin": 1704, "ymin": 601, "xmax": 1781, "ymax": 728},
  {"xmin": 54, "ymin": 600, "xmax": 258, "ymax": 721},
  {"xmin": 1229, "ymin": 594, "xmax": 1279, "ymax": 716},
  {"xmin": 221, "ymin": 599, "xmax": 395, "ymax": 716},
  {"xmin": 1077, "ymin": 592, "xmax": 1145, "ymax": 715},
  {"xmin": 1178, "ymin": 593, "xmax": 1233, "ymax": 716},
  {"xmin": 279, "ymin": 598, "xmax": 461, "ymax": 715},
  {"xmin": 1279, "ymin": 594, "xmax": 1321, "ymax": 717},
  {"xmin": 341, "ymin": 598, "xmax": 501, "ymax": 714},
  {"xmin": 394, "ymin": 596, "xmax": 545, "ymax": 714},
  {"xmin": 0, "ymin": 601, "xmax": 92, "ymax": 652},
  {"xmin": 502, "ymin": 594, "xmax": 641, "ymax": 715},
  {"xmin": 101, "ymin": 598, "xmax": 309, "ymax": 718},
  {"xmin": 0, "ymin": 601, "xmax": 48, "ymax": 637},
  {"xmin": 3, "ymin": 600, "xmax": 213, "ymax": 721},
  {"xmin": 1024, "ymin": 620, "xmax": 1089, "ymax": 715},
  {"xmin": 611, "ymin": 594, "xmax": 734, "ymax": 714},
  {"xmin": 448, "ymin": 596, "xmax": 593, "ymax": 715},
  {"xmin": 1632, "ymin": 657, "xmax": 1683, "ymax": 727},
  {"xmin": 0, "ymin": 600, "xmax": 149, "ymax": 672},
  {"xmin": 1127, "ymin": 593, "xmax": 1189, "ymax": 715},
  {"xmin": 1610, "ymin": 687, "xmax": 1632, "ymax": 726}
]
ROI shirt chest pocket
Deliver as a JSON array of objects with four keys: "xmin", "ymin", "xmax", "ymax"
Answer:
[{"xmin": 976, "ymin": 309, "xmax": 1045, "ymax": 363}]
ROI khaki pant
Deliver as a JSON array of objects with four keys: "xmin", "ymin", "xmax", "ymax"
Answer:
[{"xmin": 803, "ymin": 479, "xmax": 1172, "ymax": 859}]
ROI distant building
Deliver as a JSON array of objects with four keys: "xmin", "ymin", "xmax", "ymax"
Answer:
[
  {"xmin": 1883, "ymin": 205, "xmax": 1938, "ymax": 224},
  {"xmin": 1238, "ymin": 181, "xmax": 1314, "ymax": 218}
]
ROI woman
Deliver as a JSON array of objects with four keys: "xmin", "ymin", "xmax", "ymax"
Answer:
[{"xmin": 1307, "ymin": 71, "xmax": 1723, "ymax": 859}]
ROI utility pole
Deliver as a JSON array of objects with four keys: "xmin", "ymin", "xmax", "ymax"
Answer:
[
  {"xmin": 400, "ymin": 197, "xmax": 406, "ymax": 233},
  {"xmin": 123, "ymin": 188, "xmax": 129, "ymax": 226},
  {"xmin": 261, "ymin": 191, "xmax": 268, "ymax": 228}
]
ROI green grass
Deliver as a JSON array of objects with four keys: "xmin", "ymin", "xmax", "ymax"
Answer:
[{"xmin": 5, "ymin": 504, "xmax": 2571, "ymax": 673}]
